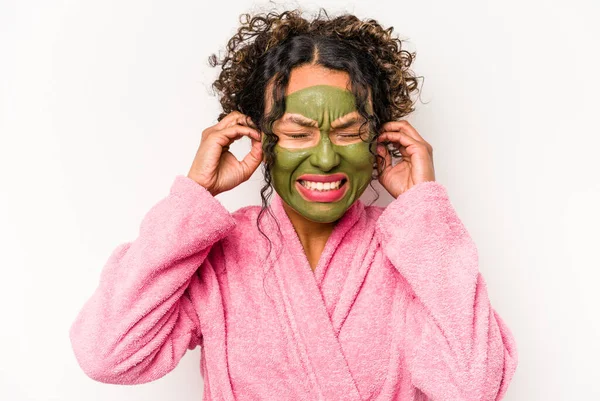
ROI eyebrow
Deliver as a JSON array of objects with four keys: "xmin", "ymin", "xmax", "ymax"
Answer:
[
  {"xmin": 280, "ymin": 113, "xmax": 366, "ymax": 129},
  {"xmin": 331, "ymin": 115, "xmax": 366, "ymax": 129},
  {"xmin": 280, "ymin": 114, "xmax": 319, "ymax": 128}
]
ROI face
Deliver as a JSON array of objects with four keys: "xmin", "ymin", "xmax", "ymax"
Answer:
[{"xmin": 266, "ymin": 65, "xmax": 375, "ymax": 223}]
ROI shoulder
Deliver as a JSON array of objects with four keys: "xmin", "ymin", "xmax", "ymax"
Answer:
[
  {"xmin": 212, "ymin": 204, "xmax": 270, "ymax": 269},
  {"xmin": 222, "ymin": 203, "xmax": 265, "ymax": 246},
  {"xmin": 230, "ymin": 204, "xmax": 262, "ymax": 227}
]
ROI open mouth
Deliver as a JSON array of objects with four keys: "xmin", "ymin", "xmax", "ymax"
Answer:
[
  {"xmin": 297, "ymin": 177, "xmax": 348, "ymax": 192},
  {"xmin": 295, "ymin": 175, "xmax": 349, "ymax": 202}
]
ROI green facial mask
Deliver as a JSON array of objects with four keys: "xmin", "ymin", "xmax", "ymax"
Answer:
[{"xmin": 268, "ymin": 85, "xmax": 375, "ymax": 223}]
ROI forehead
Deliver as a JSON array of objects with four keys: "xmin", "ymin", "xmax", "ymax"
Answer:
[
  {"xmin": 286, "ymin": 64, "xmax": 351, "ymax": 95},
  {"xmin": 283, "ymin": 85, "xmax": 357, "ymax": 127},
  {"xmin": 263, "ymin": 64, "xmax": 371, "ymax": 119},
  {"xmin": 284, "ymin": 65, "xmax": 355, "ymax": 127}
]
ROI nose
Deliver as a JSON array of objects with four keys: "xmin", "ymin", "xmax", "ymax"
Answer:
[{"xmin": 309, "ymin": 133, "xmax": 340, "ymax": 172}]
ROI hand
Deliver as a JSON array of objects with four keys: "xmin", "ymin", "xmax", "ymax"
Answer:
[
  {"xmin": 376, "ymin": 120, "xmax": 436, "ymax": 198},
  {"xmin": 188, "ymin": 111, "xmax": 263, "ymax": 196}
]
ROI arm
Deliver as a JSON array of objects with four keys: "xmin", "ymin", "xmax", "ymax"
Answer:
[
  {"xmin": 69, "ymin": 175, "xmax": 236, "ymax": 384},
  {"xmin": 376, "ymin": 181, "xmax": 518, "ymax": 401}
]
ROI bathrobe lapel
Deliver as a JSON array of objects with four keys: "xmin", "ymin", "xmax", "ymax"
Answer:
[{"xmin": 263, "ymin": 193, "xmax": 376, "ymax": 400}]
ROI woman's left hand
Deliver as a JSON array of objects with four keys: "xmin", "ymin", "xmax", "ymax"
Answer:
[{"xmin": 376, "ymin": 120, "xmax": 436, "ymax": 198}]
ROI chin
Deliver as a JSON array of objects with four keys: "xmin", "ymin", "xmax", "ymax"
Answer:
[
  {"xmin": 306, "ymin": 214, "xmax": 339, "ymax": 224},
  {"xmin": 301, "ymin": 207, "xmax": 346, "ymax": 224}
]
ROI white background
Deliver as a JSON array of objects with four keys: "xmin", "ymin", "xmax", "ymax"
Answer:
[{"xmin": 1, "ymin": 0, "xmax": 599, "ymax": 400}]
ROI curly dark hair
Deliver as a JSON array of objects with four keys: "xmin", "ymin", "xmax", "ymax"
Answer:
[{"xmin": 207, "ymin": 7, "xmax": 423, "ymax": 272}]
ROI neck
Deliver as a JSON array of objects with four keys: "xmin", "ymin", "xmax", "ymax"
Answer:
[{"xmin": 281, "ymin": 201, "xmax": 337, "ymax": 254}]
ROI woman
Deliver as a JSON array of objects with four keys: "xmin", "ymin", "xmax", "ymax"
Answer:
[{"xmin": 69, "ymin": 9, "xmax": 518, "ymax": 400}]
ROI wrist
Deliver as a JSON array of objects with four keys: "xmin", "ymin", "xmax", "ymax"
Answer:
[{"xmin": 186, "ymin": 174, "xmax": 217, "ymax": 196}]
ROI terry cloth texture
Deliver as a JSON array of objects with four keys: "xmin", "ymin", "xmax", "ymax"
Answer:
[{"xmin": 70, "ymin": 175, "xmax": 518, "ymax": 400}]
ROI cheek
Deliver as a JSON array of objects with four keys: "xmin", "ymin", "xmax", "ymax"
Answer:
[
  {"xmin": 273, "ymin": 147, "xmax": 311, "ymax": 174},
  {"xmin": 341, "ymin": 144, "xmax": 375, "ymax": 171}
]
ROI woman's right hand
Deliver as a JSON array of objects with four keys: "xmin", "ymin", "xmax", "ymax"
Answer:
[{"xmin": 187, "ymin": 111, "xmax": 263, "ymax": 196}]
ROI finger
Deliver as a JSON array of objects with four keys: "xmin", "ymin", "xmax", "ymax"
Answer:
[
  {"xmin": 381, "ymin": 139, "xmax": 410, "ymax": 159},
  {"xmin": 377, "ymin": 130, "xmax": 420, "ymax": 150},
  {"xmin": 215, "ymin": 125, "xmax": 262, "ymax": 147},
  {"xmin": 210, "ymin": 126, "xmax": 259, "ymax": 165},
  {"xmin": 376, "ymin": 143, "xmax": 393, "ymax": 174},
  {"xmin": 240, "ymin": 114, "xmax": 257, "ymax": 129},
  {"xmin": 396, "ymin": 145, "xmax": 410, "ymax": 159},
  {"xmin": 380, "ymin": 120, "xmax": 423, "ymax": 142},
  {"xmin": 217, "ymin": 117, "xmax": 261, "ymax": 142},
  {"xmin": 214, "ymin": 111, "xmax": 244, "ymax": 130},
  {"xmin": 239, "ymin": 139, "xmax": 263, "ymax": 179},
  {"xmin": 228, "ymin": 113, "xmax": 257, "ymax": 129},
  {"xmin": 217, "ymin": 111, "xmax": 257, "ymax": 130},
  {"xmin": 382, "ymin": 142, "xmax": 409, "ymax": 159}
]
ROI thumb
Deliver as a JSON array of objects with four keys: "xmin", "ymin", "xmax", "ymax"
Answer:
[
  {"xmin": 240, "ymin": 140, "xmax": 263, "ymax": 178},
  {"xmin": 376, "ymin": 143, "xmax": 392, "ymax": 175}
]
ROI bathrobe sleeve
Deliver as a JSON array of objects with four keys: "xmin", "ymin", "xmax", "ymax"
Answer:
[
  {"xmin": 69, "ymin": 175, "xmax": 236, "ymax": 384},
  {"xmin": 375, "ymin": 181, "xmax": 518, "ymax": 401}
]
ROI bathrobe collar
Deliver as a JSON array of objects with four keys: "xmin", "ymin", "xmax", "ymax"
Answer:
[
  {"xmin": 261, "ymin": 191, "xmax": 372, "ymax": 400},
  {"xmin": 268, "ymin": 191, "xmax": 365, "ymax": 285}
]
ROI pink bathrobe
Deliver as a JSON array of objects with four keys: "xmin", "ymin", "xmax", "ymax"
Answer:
[{"xmin": 69, "ymin": 175, "xmax": 518, "ymax": 400}]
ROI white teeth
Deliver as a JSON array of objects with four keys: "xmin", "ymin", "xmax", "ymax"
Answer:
[{"xmin": 299, "ymin": 179, "xmax": 344, "ymax": 191}]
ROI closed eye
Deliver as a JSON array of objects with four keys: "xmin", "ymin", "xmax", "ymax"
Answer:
[
  {"xmin": 335, "ymin": 133, "xmax": 362, "ymax": 139},
  {"xmin": 288, "ymin": 133, "xmax": 311, "ymax": 139}
]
